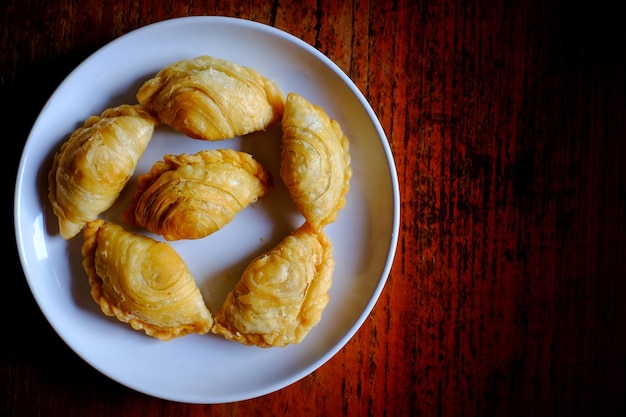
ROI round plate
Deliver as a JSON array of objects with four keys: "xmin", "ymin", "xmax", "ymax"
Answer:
[{"xmin": 14, "ymin": 16, "xmax": 399, "ymax": 404}]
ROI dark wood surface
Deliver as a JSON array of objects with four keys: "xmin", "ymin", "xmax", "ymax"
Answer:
[{"xmin": 3, "ymin": 1, "xmax": 625, "ymax": 416}]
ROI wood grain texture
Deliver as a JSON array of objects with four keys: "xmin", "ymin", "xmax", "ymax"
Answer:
[{"xmin": 3, "ymin": 0, "xmax": 625, "ymax": 416}]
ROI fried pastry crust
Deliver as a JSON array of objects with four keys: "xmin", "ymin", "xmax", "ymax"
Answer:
[
  {"xmin": 136, "ymin": 55, "xmax": 284, "ymax": 140},
  {"xmin": 122, "ymin": 149, "xmax": 273, "ymax": 241},
  {"xmin": 280, "ymin": 93, "xmax": 352, "ymax": 230},
  {"xmin": 212, "ymin": 222, "xmax": 334, "ymax": 347},
  {"xmin": 48, "ymin": 104, "xmax": 158, "ymax": 239},
  {"xmin": 81, "ymin": 219, "xmax": 214, "ymax": 340}
]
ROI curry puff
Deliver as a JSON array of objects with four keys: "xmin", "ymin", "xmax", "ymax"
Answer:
[
  {"xmin": 48, "ymin": 104, "xmax": 158, "ymax": 239},
  {"xmin": 122, "ymin": 149, "xmax": 273, "ymax": 241},
  {"xmin": 82, "ymin": 219, "xmax": 214, "ymax": 340},
  {"xmin": 280, "ymin": 93, "xmax": 352, "ymax": 230},
  {"xmin": 212, "ymin": 222, "xmax": 334, "ymax": 348},
  {"xmin": 136, "ymin": 55, "xmax": 284, "ymax": 141}
]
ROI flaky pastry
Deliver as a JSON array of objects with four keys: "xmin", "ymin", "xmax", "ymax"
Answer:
[
  {"xmin": 48, "ymin": 104, "xmax": 158, "ymax": 239},
  {"xmin": 280, "ymin": 93, "xmax": 352, "ymax": 230},
  {"xmin": 81, "ymin": 219, "xmax": 214, "ymax": 340},
  {"xmin": 122, "ymin": 149, "xmax": 273, "ymax": 241},
  {"xmin": 136, "ymin": 55, "xmax": 284, "ymax": 141},
  {"xmin": 212, "ymin": 222, "xmax": 334, "ymax": 348}
]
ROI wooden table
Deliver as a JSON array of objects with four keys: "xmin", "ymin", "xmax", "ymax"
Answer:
[{"xmin": 3, "ymin": 1, "xmax": 625, "ymax": 416}]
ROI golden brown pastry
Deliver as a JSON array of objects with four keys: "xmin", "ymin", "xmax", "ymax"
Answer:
[
  {"xmin": 136, "ymin": 55, "xmax": 284, "ymax": 141},
  {"xmin": 212, "ymin": 222, "xmax": 334, "ymax": 348},
  {"xmin": 122, "ymin": 149, "xmax": 273, "ymax": 241},
  {"xmin": 280, "ymin": 93, "xmax": 352, "ymax": 230},
  {"xmin": 48, "ymin": 104, "xmax": 158, "ymax": 239},
  {"xmin": 82, "ymin": 219, "xmax": 214, "ymax": 341}
]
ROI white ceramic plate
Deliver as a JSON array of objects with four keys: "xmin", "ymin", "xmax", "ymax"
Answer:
[{"xmin": 14, "ymin": 16, "xmax": 399, "ymax": 404}]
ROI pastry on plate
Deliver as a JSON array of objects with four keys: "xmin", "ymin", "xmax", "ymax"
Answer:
[
  {"xmin": 212, "ymin": 222, "xmax": 334, "ymax": 348},
  {"xmin": 81, "ymin": 219, "xmax": 214, "ymax": 340},
  {"xmin": 136, "ymin": 55, "xmax": 284, "ymax": 141},
  {"xmin": 122, "ymin": 149, "xmax": 273, "ymax": 241},
  {"xmin": 48, "ymin": 104, "xmax": 158, "ymax": 239},
  {"xmin": 280, "ymin": 92, "xmax": 352, "ymax": 230}
]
